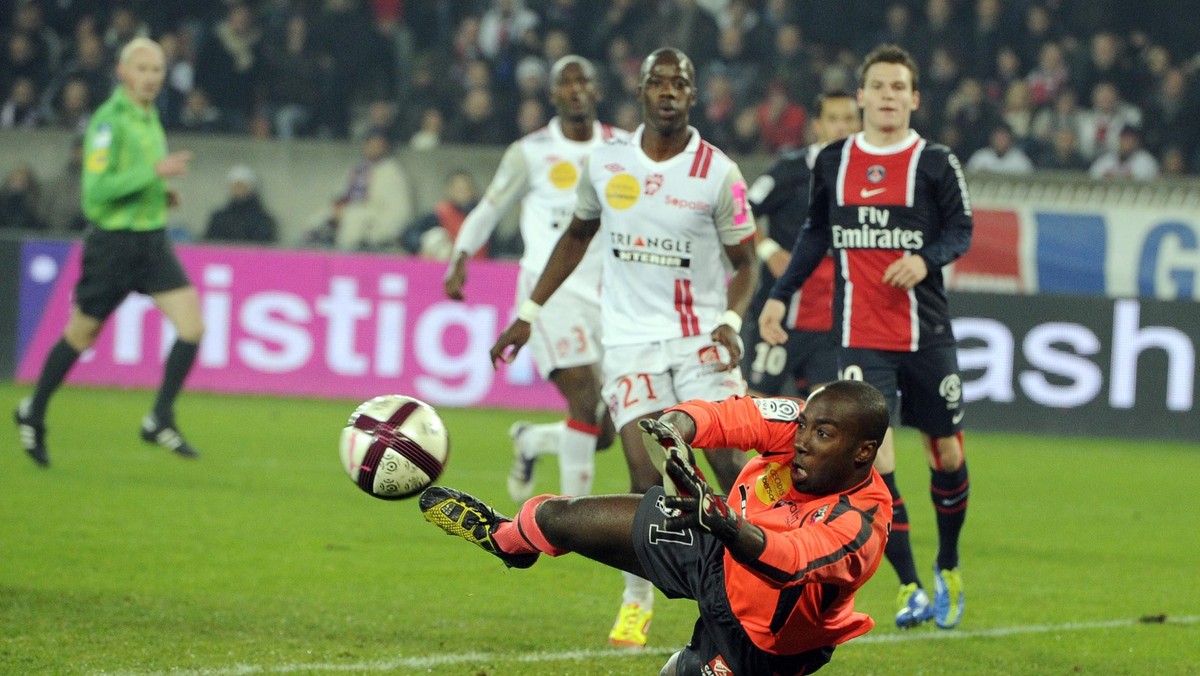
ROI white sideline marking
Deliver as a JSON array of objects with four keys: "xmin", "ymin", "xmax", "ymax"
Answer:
[{"xmin": 103, "ymin": 615, "xmax": 1199, "ymax": 675}]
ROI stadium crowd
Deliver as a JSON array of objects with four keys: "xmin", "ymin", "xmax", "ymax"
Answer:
[{"xmin": 2, "ymin": 0, "xmax": 1199, "ymax": 242}]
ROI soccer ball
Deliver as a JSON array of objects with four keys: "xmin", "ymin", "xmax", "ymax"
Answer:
[{"xmin": 339, "ymin": 395, "xmax": 450, "ymax": 500}]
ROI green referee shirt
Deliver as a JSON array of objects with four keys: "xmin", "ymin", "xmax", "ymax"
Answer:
[{"xmin": 82, "ymin": 87, "xmax": 169, "ymax": 231}]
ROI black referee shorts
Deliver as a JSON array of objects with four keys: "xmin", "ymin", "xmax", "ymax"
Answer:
[{"xmin": 75, "ymin": 227, "xmax": 192, "ymax": 320}]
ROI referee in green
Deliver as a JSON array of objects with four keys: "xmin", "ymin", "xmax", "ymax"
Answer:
[{"xmin": 15, "ymin": 37, "xmax": 204, "ymax": 466}]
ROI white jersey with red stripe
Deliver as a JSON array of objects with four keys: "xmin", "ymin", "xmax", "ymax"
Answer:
[
  {"xmin": 452, "ymin": 118, "xmax": 626, "ymax": 296},
  {"xmin": 574, "ymin": 125, "xmax": 757, "ymax": 347}
]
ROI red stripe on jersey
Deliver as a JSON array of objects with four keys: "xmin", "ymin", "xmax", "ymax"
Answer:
[
  {"xmin": 788, "ymin": 256, "xmax": 835, "ymax": 331},
  {"xmin": 698, "ymin": 141, "xmax": 714, "ymax": 178},
  {"xmin": 689, "ymin": 143, "xmax": 715, "ymax": 178},
  {"xmin": 688, "ymin": 144, "xmax": 706, "ymax": 177},
  {"xmin": 840, "ymin": 249, "xmax": 916, "ymax": 351},
  {"xmin": 674, "ymin": 279, "xmax": 700, "ymax": 336}
]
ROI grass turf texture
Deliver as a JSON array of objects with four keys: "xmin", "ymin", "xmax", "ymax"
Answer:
[{"xmin": 1, "ymin": 383, "xmax": 1198, "ymax": 675}]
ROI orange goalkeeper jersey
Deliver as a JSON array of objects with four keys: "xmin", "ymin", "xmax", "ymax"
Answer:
[{"xmin": 668, "ymin": 395, "xmax": 892, "ymax": 655}]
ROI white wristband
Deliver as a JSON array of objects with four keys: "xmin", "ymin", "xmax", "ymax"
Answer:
[
  {"xmin": 756, "ymin": 238, "xmax": 784, "ymax": 262},
  {"xmin": 516, "ymin": 299, "xmax": 542, "ymax": 323},
  {"xmin": 720, "ymin": 310, "xmax": 743, "ymax": 333}
]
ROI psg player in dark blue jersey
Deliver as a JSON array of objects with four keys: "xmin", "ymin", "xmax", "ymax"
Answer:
[
  {"xmin": 760, "ymin": 45, "xmax": 973, "ymax": 631},
  {"xmin": 741, "ymin": 91, "xmax": 858, "ymax": 399}
]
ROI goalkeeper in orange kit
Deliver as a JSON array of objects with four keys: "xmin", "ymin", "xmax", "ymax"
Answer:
[{"xmin": 420, "ymin": 379, "xmax": 893, "ymax": 675}]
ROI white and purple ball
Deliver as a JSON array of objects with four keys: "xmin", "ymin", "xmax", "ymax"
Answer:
[{"xmin": 339, "ymin": 395, "xmax": 450, "ymax": 500}]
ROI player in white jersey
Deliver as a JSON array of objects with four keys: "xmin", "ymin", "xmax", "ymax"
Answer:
[
  {"xmin": 445, "ymin": 56, "xmax": 622, "ymax": 502},
  {"xmin": 489, "ymin": 48, "xmax": 759, "ymax": 649}
]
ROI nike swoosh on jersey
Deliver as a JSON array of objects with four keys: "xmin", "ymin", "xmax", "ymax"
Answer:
[{"xmin": 859, "ymin": 187, "xmax": 887, "ymax": 198}]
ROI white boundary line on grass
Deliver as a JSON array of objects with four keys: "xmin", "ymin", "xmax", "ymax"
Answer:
[{"xmin": 105, "ymin": 615, "xmax": 1199, "ymax": 675}]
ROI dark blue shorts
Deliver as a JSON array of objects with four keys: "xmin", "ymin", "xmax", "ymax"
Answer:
[
  {"xmin": 75, "ymin": 227, "xmax": 191, "ymax": 320},
  {"xmin": 839, "ymin": 345, "xmax": 965, "ymax": 437},
  {"xmin": 632, "ymin": 488, "xmax": 834, "ymax": 675},
  {"xmin": 739, "ymin": 322, "xmax": 838, "ymax": 398}
]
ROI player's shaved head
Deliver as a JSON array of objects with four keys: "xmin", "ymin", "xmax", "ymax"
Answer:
[
  {"xmin": 639, "ymin": 47, "xmax": 694, "ymax": 85},
  {"xmin": 118, "ymin": 36, "xmax": 163, "ymax": 66},
  {"xmin": 809, "ymin": 380, "xmax": 890, "ymax": 448},
  {"xmin": 550, "ymin": 55, "xmax": 596, "ymax": 84}
]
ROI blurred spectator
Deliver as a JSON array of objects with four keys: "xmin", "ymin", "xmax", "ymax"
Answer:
[
  {"xmin": 409, "ymin": 107, "xmax": 444, "ymax": 150},
  {"xmin": 515, "ymin": 97, "xmax": 547, "ymax": 137},
  {"xmin": 46, "ymin": 76, "xmax": 90, "ymax": 131},
  {"xmin": 401, "ymin": 169, "xmax": 480, "ymax": 258},
  {"xmin": 38, "ymin": 136, "xmax": 87, "ymax": 233},
  {"xmin": 651, "ymin": 0, "xmax": 720, "ymax": 71},
  {"xmin": 915, "ymin": 46, "xmax": 961, "ymax": 136},
  {"xmin": 47, "ymin": 30, "xmax": 111, "ymax": 110},
  {"xmin": 178, "ymin": 88, "xmax": 223, "ymax": 133},
  {"xmin": 696, "ymin": 71, "xmax": 737, "ymax": 150},
  {"xmin": 262, "ymin": 12, "xmax": 320, "ymax": 139},
  {"xmin": 1159, "ymin": 146, "xmax": 1187, "ymax": 177},
  {"xmin": 305, "ymin": 131, "xmax": 414, "ymax": 250},
  {"xmin": 612, "ymin": 99, "xmax": 639, "ymax": 132},
  {"xmin": 12, "ymin": 0, "xmax": 63, "ymax": 76},
  {"xmin": 351, "ymin": 100, "xmax": 401, "ymax": 143},
  {"xmin": 1000, "ymin": 80, "xmax": 1035, "ymax": 147},
  {"xmin": 541, "ymin": 28, "xmax": 571, "ymax": 65},
  {"xmin": 446, "ymin": 87, "xmax": 510, "ymax": 145},
  {"xmin": 1077, "ymin": 81, "xmax": 1142, "ymax": 161},
  {"xmin": 1035, "ymin": 127, "xmax": 1088, "ymax": 171},
  {"xmin": 967, "ymin": 122, "xmax": 1033, "ymax": 174},
  {"xmin": 102, "ymin": 4, "xmax": 149, "ymax": 52},
  {"xmin": 727, "ymin": 106, "xmax": 762, "ymax": 155},
  {"xmin": 767, "ymin": 24, "xmax": 819, "ymax": 111},
  {"xmin": 1025, "ymin": 41, "xmax": 1069, "ymax": 107},
  {"xmin": 755, "ymin": 79, "xmax": 806, "ymax": 153},
  {"xmin": 946, "ymin": 77, "xmax": 1000, "ymax": 158},
  {"xmin": 154, "ymin": 32, "xmax": 193, "ymax": 130},
  {"xmin": 986, "ymin": 46, "xmax": 1022, "ymax": 103},
  {"xmin": 1, "ymin": 76, "xmax": 44, "ymax": 128},
  {"xmin": 1014, "ymin": 3, "xmax": 1060, "ymax": 71},
  {"xmin": 195, "ymin": 3, "xmax": 263, "ymax": 133},
  {"xmin": 1072, "ymin": 32, "xmax": 1135, "ymax": 101},
  {"xmin": 1089, "ymin": 126, "xmax": 1159, "ymax": 180},
  {"xmin": 1031, "ymin": 87, "xmax": 1083, "ymax": 146},
  {"xmin": 966, "ymin": 0, "xmax": 1010, "ymax": 79},
  {"xmin": 310, "ymin": 0, "xmax": 394, "ymax": 137},
  {"xmin": 3, "ymin": 31, "xmax": 49, "ymax": 93},
  {"xmin": 717, "ymin": 0, "xmax": 773, "ymax": 63},
  {"xmin": 703, "ymin": 26, "xmax": 761, "ymax": 102},
  {"xmin": 1141, "ymin": 67, "xmax": 1197, "ymax": 159},
  {"xmin": 204, "ymin": 165, "xmax": 278, "ymax": 243},
  {"xmin": 0, "ymin": 163, "xmax": 47, "ymax": 231},
  {"xmin": 516, "ymin": 54, "xmax": 549, "ymax": 93},
  {"xmin": 910, "ymin": 0, "xmax": 959, "ymax": 73},
  {"xmin": 477, "ymin": 0, "xmax": 539, "ymax": 63}
]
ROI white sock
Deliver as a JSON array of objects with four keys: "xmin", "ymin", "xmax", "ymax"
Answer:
[
  {"xmin": 519, "ymin": 421, "xmax": 565, "ymax": 457},
  {"xmin": 621, "ymin": 572, "xmax": 654, "ymax": 608},
  {"xmin": 558, "ymin": 421, "xmax": 597, "ymax": 496}
]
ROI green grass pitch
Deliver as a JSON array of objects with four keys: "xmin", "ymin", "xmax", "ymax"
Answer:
[{"xmin": 1, "ymin": 382, "xmax": 1198, "ymax": 675}]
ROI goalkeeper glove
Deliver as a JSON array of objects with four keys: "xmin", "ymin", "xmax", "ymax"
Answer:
[
  {"xmin": 662, "ymin": 448, "xmax": 743, "ymax": 544},
  {"xmin": 638, "ymin": 418, "xmax": 697, "ymax": 497}
]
